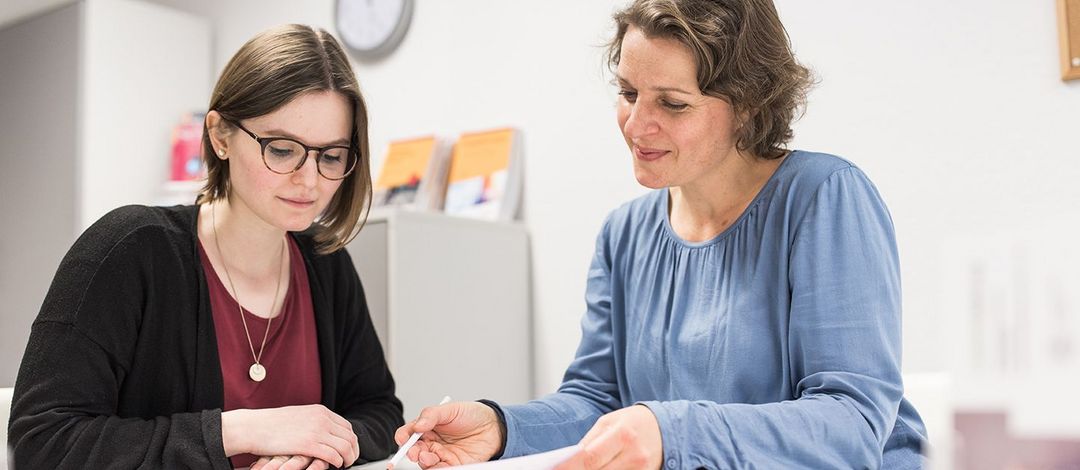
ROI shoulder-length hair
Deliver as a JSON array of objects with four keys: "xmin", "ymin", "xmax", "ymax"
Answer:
[{"xmin": 199, "ymin": 24, "xmax": 371, "ymax": 254}]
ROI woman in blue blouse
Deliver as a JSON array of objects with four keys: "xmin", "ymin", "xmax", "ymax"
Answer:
[{"xmin": 395, "ymin": 0, "xmax": 927, "ymax": 468}]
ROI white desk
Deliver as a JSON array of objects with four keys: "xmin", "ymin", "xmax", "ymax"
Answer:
[{"xmin": 352, "ymin": 459, "xmax": 421, "ymax": 470}]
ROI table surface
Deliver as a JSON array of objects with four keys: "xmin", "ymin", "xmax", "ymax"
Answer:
[{"xmin": 351, "ymin": 459, "xmax": 422, "ymax": 470}]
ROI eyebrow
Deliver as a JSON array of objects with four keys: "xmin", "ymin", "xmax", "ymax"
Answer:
[
  {"xmin": 615, "ymin": 75, "xmax": 697, "ymax": 96},
  {"xmin": 261, "ymin": 127, "xmax": 351, "ymax": 147}
]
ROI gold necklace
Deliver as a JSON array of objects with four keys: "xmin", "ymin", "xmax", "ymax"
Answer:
[{"xmin": 211, "ymin": 203, "xmax": 286, "ymax": 382}]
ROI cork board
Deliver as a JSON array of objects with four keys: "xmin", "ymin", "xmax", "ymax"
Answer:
[{"xmin": 1060, "ymin": 0, "xmax": 1080, "ymax": 80}]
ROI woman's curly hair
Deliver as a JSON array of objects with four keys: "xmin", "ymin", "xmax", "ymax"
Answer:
[{"xmin": 607, "ymin": 0, "xmax": 815, "ymax": 159}]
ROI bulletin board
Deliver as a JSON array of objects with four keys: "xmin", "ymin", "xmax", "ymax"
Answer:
[{"xmin": 1060, "ymin": 0, "xmax": 1080, "ymax": 80}]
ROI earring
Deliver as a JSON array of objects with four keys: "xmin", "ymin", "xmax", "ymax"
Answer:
[{"xmin": 217, "ymin": 149, "xmax": 226, "ymax": 157}]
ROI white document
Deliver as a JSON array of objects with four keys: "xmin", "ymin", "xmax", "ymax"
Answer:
[
  {"xmin": 450, "ymin": 445, "xmax": 580, "ymax": 469},
  {"xmin": 353, "ymin": 445, "xmax": 580, "ymax": 470}
]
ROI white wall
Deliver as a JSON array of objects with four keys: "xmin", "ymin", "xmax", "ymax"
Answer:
[
  {"xmin": 0, "ymin": 0, "xmax": 214, "ymax": 387},
  {"xmin": 146, "ymin": 0, "xmax": 1080, "ymax": 403},
  {"xmin": 80, "ymin": 0, "xmax": 212, "ymax": 229},
  {"xmin": 0, "ymin": 0, "xmax": 74, "ymax": 30},
  {"xmin": 780, "ymin": 0, "xmax": 1080, "ymax": 377},
  {"xmin": 0, "ymin": 3, "xmax": 80, "ymax": 388}
]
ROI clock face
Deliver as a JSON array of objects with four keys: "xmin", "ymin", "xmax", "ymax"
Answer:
[{"xmin": 336, "ymin": 0, "xmax": 414, "ymax": 59}]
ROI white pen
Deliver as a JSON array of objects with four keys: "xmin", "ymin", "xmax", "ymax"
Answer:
[{"xmin": 387, "ymin": 395, "xmax": 452, "ymax": 470}]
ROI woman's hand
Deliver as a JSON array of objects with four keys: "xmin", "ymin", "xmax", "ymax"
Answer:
[
  {"xmin": 250, "ymin": 455, "xmax": 330, "ymax": 470},
  {"xmin": 554, "ymin": 405, "xmax": 663, "ymax": 470},
  {"xmin": 222, "ymin": 404, "xmax": 359, "ymax": 468},
  {"xmin": 394, "ymin": 401, "xmax": 504, "ymax": 468}
]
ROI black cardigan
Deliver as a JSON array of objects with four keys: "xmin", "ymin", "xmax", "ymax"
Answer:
[{"xmin": 8, "ymin": 204, "xmax": 403, "ymax": 469}]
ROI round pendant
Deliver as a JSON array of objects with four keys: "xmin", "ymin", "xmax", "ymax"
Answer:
[{"xmin": 249, "ymin": 363, "xmax": 267, "ymax": 382}]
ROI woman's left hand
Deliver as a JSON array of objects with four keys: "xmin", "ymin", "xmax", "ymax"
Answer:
[
  {"xmin": 554, "ymin": 405, "xmax": 664, "ymax": 470},
  {"xmin": 250, "ymin": 455, "xmax": 330, "ymax": 470}
]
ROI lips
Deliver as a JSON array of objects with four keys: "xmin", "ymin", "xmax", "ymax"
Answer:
[
  {"xmin": 634, "ymin": 146, "xmax": 669, "ymax": 162},
  {"xmin": 279, "ymin": 197, "xmax": 316, "ymax": 208}
]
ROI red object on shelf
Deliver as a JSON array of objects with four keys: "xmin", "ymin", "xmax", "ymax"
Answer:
[{"xmin": 170, "ymin": 112, "xmax": 205, "ymax": 181}]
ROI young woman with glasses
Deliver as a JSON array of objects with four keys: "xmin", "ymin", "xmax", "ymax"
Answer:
[{"xmin": 8, "ymin": 24, "xmax": 402, "ymax": 470}]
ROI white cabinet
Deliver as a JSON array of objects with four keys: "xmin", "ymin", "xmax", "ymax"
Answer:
[
  {"xmin": 348, "ymin": 209, "xmax": 532, "ymax": 419},
  {"xmin": 0, "ymin": 0, "xmax": 211, "ymax": 386}
]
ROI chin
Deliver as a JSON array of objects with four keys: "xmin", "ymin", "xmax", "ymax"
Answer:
[
  {"xmin": 292, "ymin": 219, "xmax": 320, "ymax": 232},
  {"xmin": 272, "ymin": 201, "xmax": 327, "ymax": 231},
  {"xmin": 275, "ymin": 215, "xmax": 318, "ymax": 233},
  {"xmin": 633, "ymin": 168, "xmax": 667, "ymax": 190}
]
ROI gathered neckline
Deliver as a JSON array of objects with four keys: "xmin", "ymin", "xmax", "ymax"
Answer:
[{"xmin": 660, "ymin": 150, "xmax": 799, "ymax": 249}]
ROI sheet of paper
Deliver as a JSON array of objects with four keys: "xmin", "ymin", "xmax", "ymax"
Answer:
[
  {"xmin": 452, "ymin": 445, "xmax": 579, "ymax": 469},
  {"xmin": 351, "ymin": 445, "xmax": 579, "ymax": 470}
]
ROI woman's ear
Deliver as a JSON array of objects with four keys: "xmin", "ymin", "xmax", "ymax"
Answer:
[{"xmin": 205, "ymin": 110, "xmax": 230, "ymax": 159}]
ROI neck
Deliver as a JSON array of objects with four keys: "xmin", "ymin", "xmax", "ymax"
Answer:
[
  {"xmin": 668, "ymin": 151, "xmax": 786, "ymax": 242},
  {"xmin": 200, "ymin": 198, "xmax": 286, "ymax": 278}
]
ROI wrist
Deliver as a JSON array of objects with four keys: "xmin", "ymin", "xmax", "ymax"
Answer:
[
  {"xmin": 220, "ymin": 409, "xmax": 250, "ymax": 456},
  {"xmin": 476, "ymin": 399, "xmax": 507, "ymax": 460}
]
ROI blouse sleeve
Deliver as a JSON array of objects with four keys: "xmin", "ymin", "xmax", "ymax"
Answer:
[
  {"xmin": 640, "ymin": 166, "xmax": 906, "ymax": 469},
  {"xmin": 499, "ymin": 216, "xmax": 623, "ymax": 458}
]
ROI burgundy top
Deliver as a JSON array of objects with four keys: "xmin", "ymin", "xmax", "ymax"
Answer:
[{"xmin": 199, "ymin": 236, "xmax": 322, "ymax": 468}]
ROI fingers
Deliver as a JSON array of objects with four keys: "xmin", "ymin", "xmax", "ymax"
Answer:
[
  {"xmin": 325, "ymin": 422, "xmax": 359, "ymax": 465},
  {"xmin": 411, "ymin": 440, "xmax": 441, "ymax": 469},
  {"xmin": 412, "ymin": 403, "xmax": 457, "ymax": 433},
  {"xmin": 414, "ymin": 441, "xmax": 461, "ymax": 469},
  {"xmin": 243, "ymin": 405, "xmax": 360, "ymax": 468},
  {"xmin": 292, "ymin": 404, "xmax": 356, "ymax": 465},
  {"xmin": 394, "ymin": 424, "xmax": 412, "ymax": 446},
  {"xmin": 396, "ymin": 403, "xmax": 457, "ymax": 450},
  {"xmin": 314, "ymin": 427, "xmax": 355, "ymax": 467},
  {"xmin": 407, "ymin": 438, "xmax": 426, "ymax": 462},
  {"xmin": 281, "ymin": 455, "xmax": 314, "ymax": 470},
  {"xmin": 330, "ymin": 438, "xmax": 357, "ymax": 466},
  {"xmin": 428, "ymin": 442, "xmax": 464, "ymax": 466},
  {"xmin": 257, "ymin": 438, "xmax": 347, "ymax": 469},
  {"xmin": 554, "ymin": 423, "xmax": 621, "ymax": 470},
  {"xmin": 255, "ymin": 455, "xmax": 332, "ymax": 470},
  {"xmin": 319, "ymin": 408, "xmax": 359, "ymax": 465},
  {"xmin": 259, "ymin": 455, "xmax": 294, "ymax": 470},
  {"xmin": 586, "ymin": 426, "xmax": 631, "ymax": 469},
  {"xmin": 324, "ymin": 407, "xmax": 353, "ymax": 432},
  {"xmin": 312, "ymin": 442, "xmax": 346, "ymax": 468},
  {"xmin": 255, "ymin": 455, "xmax": 325, "ymax": 470},
  {"xmin": 251, "ymin": 456, "xmax": 272, "ymax": 470},
  {"xmin": 417, "ymin": 444, "xmax": 442, "ymax": 469},
  {"xmin": 396, "ymin": 406, "xmax": 449, "ymax": 452}
]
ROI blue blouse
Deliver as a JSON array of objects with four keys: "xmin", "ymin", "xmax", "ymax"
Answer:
[{"xmin": 500, "ymin": 151, "xmax": 927, "ymax": 468}]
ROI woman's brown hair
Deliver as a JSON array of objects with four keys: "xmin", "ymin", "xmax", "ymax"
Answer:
[
  {"xmin": 198, "ymin": 24, "xmax": 371, "ymax": 254},
  {"xmin": 608, "ymin": 0, "xmax": 814, "ymax": 159}
]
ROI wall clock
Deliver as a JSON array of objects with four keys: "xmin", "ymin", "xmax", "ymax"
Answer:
[{"xmin": 335, "ymin": 0, "xmax": 414, "ymax": 60}]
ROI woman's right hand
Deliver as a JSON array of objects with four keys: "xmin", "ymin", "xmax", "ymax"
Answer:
[
  {"xmin": 221, "ymin": 405, "xmax": 359, "ymax": 468},
  {"xmin": 394, "ymin": 401, "xmax": 504, "ymax": 468}
]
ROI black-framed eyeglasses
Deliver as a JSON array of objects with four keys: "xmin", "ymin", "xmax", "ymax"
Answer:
[{"xmin": 223, "ymin": 118, "xmax": 358, "ymax": 181}]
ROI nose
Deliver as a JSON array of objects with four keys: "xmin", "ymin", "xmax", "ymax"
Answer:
[
  {"xmin": 291, "ymin": 151, "xmax": 320, "ymax": 188},
  {"xmin": 620, "ymin": 101, "xmax": 660, "ymax": 141}
]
